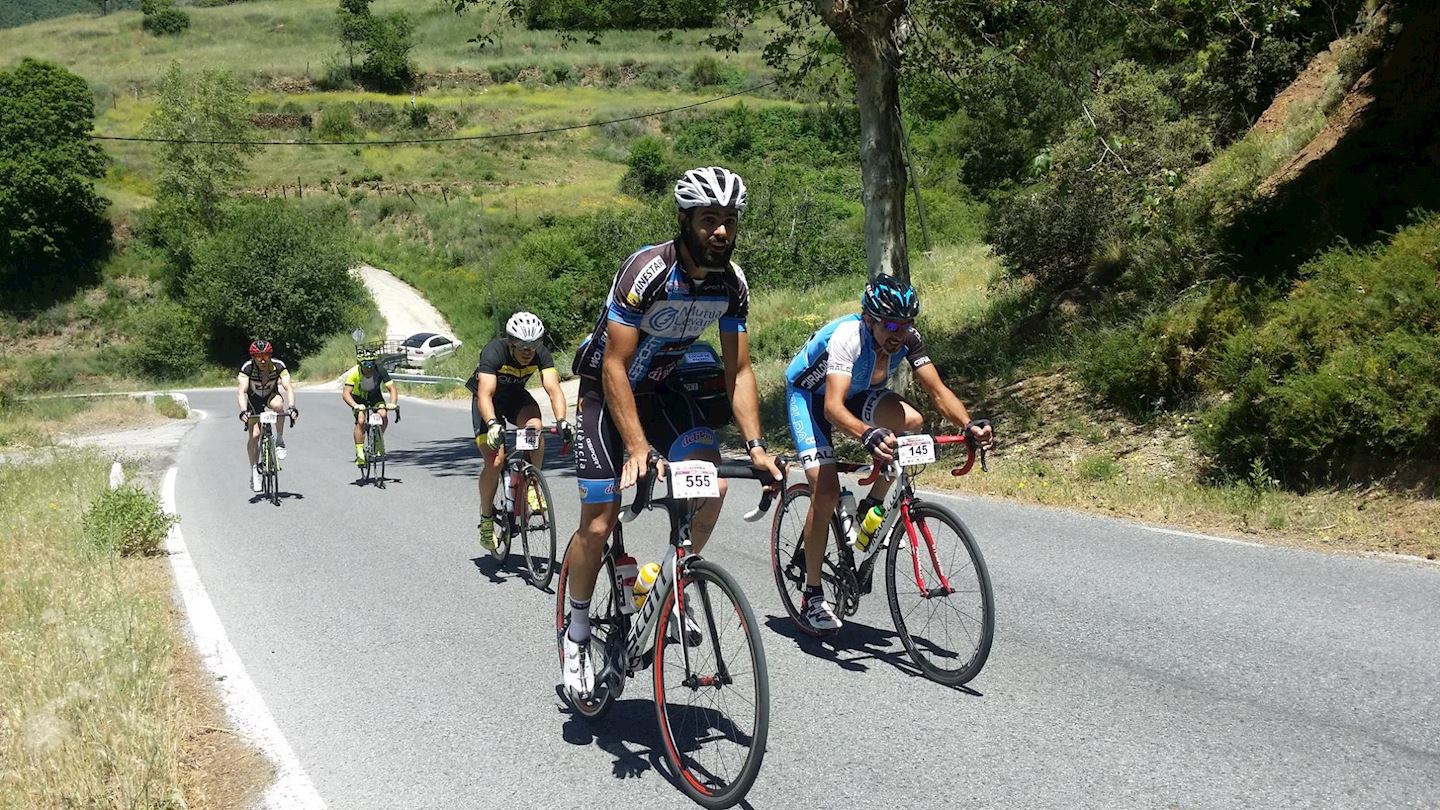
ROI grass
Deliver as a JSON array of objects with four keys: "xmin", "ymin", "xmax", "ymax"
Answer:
[
  {"xmin": 0, "ymin": 454, "xmax": 181, "ymax": 806},
  {"xmin": 295, "ymin": 307, "xmax": 386, "ymax": 383},
  {"xmin": 0, "ymin": 396, "xmax": 172, "ymax": 448}
]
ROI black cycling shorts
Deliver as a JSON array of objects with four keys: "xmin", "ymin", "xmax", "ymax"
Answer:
[
  {"xmin": 573, "ymin": 382, "xmax": 717, "ymax": 504},
  {"xmin": 470, "ymin": 385, "xmax": 541, "ymax": 435},
  {"xmin": 247, "ymin": 392, "xmax": 282, "ymax": 414}
]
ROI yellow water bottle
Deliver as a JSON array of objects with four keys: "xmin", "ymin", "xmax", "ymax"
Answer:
[
  {"xmin": 633, "ymin": 562, "xmax": 661, "ymax": 609},
  {"xmin": 855, "ymin": 505, "xmax": 885, "ymax": 553}
]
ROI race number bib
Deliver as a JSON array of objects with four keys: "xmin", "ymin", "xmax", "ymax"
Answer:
[
  {"xmin": 368, "ymin": 410, "xmax": 384, "ymax": 426},
  {"xmin": 896, "ymin": 434, "xmax": 936, "ymax": 466},
  {"xmin": 515, "ymin": 428, "xmax": 539, "ymax": 451},
  {"xmin": 670, "ymin": 460, "xmax": 720, "ymax": 499},
  {"xmin": 259, "ymin": 411, "xmax": 278, "ymax": 425}
]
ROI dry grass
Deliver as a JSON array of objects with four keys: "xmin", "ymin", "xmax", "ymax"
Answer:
[
  {"xmin": 0, "ymin": 397, "xmax": 173, "ymax": 449},
  {"xmin": 0, "ymin": 453, "xmax": 269, "ymax": 808}
]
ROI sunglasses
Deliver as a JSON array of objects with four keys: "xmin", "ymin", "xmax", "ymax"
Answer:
[
  {"xmin": 360, "ymin": 360, "xmax": 377, "ymax": 368},
  {"xmin": 878, "ymin": 319, "xmax": 912, "ymax": 333},
  {"xmin": 510, "ymin": 340, "xmax": 541, "ymax": 352}
]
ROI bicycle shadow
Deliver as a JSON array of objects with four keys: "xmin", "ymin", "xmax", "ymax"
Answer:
[
  {"xmin": 554, "ymin": 688, "xmax": 763, "ymax": 808},
  {"xmin": 763, "ymin": 614, "xmax": 983, "ymax": 696},
  {"xmin": 470, "ymin": 554, "xmax": 549, "ymax": 589},
  {"xmin": 248, "ymin": 491, "xmax": 304, "ymax": 505},
  {"xmin": 347, "ymin": 474, "xmax": 402, "ymax": 488}
]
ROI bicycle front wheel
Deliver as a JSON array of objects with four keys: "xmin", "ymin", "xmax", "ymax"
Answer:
[
  {"xmin": 885, "ymin": 501, "xmax": 994, "ymax": 686},
  {"xmin": 519, "ymin": 467, "xmax": 556, "ymax": 589},
  {"xmin": 654, "ymin": 558, "xmax": 769, "ymax": 810}
]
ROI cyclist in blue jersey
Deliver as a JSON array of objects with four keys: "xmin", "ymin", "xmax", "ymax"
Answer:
[
  {"xmin": 784, "ymin": 275, "xmax": 994, "ymax": 632},
  {"xmin": 561, "ymin": 167, "xmax": 780, "ymax": 700}
]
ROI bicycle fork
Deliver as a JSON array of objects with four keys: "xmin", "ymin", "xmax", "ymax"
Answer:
[{"xmin": 902, "ymin": 502, "xmax": 955, "ymax": 598}]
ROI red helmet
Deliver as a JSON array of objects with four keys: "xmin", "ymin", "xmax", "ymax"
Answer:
[{"xmin": 248, "ymin": 339, "xmax": 273, "ymax": 357}]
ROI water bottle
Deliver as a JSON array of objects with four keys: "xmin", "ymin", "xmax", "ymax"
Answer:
[
  {"xmin": 632, "ymin": 563, "xmax": 661, "ymax": 609},
  {"xmin": 838, "ymin": 488, "xmax": 859, "ymax": 546},
  {"xmin": 854, "ymin": 505, "xmax": 885, "ymax": 554},
  {"xmin": 616, "ymin": 555, "xmax": 640, "ymax": 615}
]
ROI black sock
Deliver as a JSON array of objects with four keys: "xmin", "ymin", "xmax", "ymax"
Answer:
[{"xmin": 803, "ymin": 585, "xmax": 823, "ymax": 601}]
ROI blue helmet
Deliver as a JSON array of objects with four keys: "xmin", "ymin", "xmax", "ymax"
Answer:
[{"xmin": 860, "ymin": 275, "xmax": 919, "ymax": 320}]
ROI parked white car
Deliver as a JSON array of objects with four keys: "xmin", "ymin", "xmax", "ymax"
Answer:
[{"xmin": 400, "ymin": 332, "xmax": 462, "ymax": 367}]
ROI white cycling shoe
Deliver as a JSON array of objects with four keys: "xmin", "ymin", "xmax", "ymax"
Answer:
[
  {"xmin": 803, "ymin": 593, "xmax": 842, "ymax": 633},
  {"xmin": 250, "ymin": 469, "xmax": 262, "ymax": 493},
  {"xmin": 667, "ymin": 606, "xmax": 704, "ymax": 647},
  {"xmin": 562, "ymin": 633, "xmax": 597, "ymax": 700}
]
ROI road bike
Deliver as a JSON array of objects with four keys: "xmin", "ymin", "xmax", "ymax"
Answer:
[
  {"xmin": 488, "ymin": 425, "xmax": 567, "ymax": 590},
  {"xmin": 241, "ymin": 407, "xmax": 295, "ymax": 506},
  {"xmin": 555, "ymin": 456, "xmax": 781, "ymax": 809},
  {"xmin": 356, "ymin": 403, "xmax": 399, "ymax": 487},
  {"xmin": 770, "ymin": 431, "xmax": 995, "ymax": 686}
]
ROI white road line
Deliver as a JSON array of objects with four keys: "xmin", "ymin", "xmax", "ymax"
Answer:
[
  {"xmin": 161, "ymin": 412, "xmax": 326, "ymax": 810},
  {"xmin": 1135, "ymin": 525, "xmax": 1268, "ymax": 547}
]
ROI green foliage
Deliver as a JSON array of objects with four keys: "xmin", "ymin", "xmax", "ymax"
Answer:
[
  {"xmin": 316, "ymin": 103, "xmax": 360, "ymax": 141},
  {"xmin": 668, "ymin": 104, "xmax": 859, "ymax": 170},
  {"xmin": 83, "ymin": 485, "xmax": 176, "ymax": 557},
  {"xmin": 144, "ymin": 63, "xmax": 259, "ymax": 231},
  {"xmin": 620, "ymin": 136, "xmax": 672, "ymax": 197},
  {"xmin": 356, "ymin": 12, "xmax": 415, "ymax": 93},
  {"xmin": 0, "ymin": 59, "xmax": 109, "ymax": 306},
  {"xmin": 140, "ymin": 0, "xmax": 188, "ymax": 35},
  {"xmin": 129, "ymin": 300, "xmax": 205, "ymax": 380},
  {"xmin": 521, "ymin": 0, "xmax": 715, "ymax": 31},
  {"xmin": 1197, "ymin": 216, "xmax": 1440, "ymax": 485},
  {"xmin": 1076, "ymin": 454, "xmax": 1122, "ymax": 482},
  {"xmin": 152, "ymin": 394, "xmax": 188, "ymax": 419},
  {"xmin": 185, "ymin": 200, "xmax": 365, "ymax": 362},
  {"xmin": 0, "ymin": 0, "xmax": 138, "ymax": 28}
]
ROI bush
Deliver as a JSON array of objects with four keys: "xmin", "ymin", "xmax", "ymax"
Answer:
[
  {"xmin": 140, "ymin": 0, "xmax": 189, "ymax": 35},
  {"xmin": 185, "ymin": 200, "xmax": 365, "ymax": 363},
  {"xmin": 523, "ymin": 0, "xmax": 715, "ymax": 30},
  {"xmin": 83, "ymin": 485, "xmax": 176, "ymax": 556},
  {"xmin": 355, "ymin": 13, "xmax": 415, "ymax": 93},
  {"xmin": 130, "ymin": 300, "xmax": 205, "ymax": 380},
  {"xmin": 620, "ymin": 136, "xmax": 672, "ymax": 197},
  {"xmin": 1196, "ymin": 215, "xmax": 1440, "ymax": 485},
  {"xmin": 316, "ymin": 103, "xmax": 359, "ymax": 141}
]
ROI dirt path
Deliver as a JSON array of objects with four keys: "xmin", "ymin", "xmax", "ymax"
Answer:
[{"xmin": 355, "ymin": 264, "xmax": 455, "ymax": 339}]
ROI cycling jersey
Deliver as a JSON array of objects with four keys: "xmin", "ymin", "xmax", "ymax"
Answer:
[
  {"xmin": 573, "ymin": 241, "xmax": 748, "ymax": 394},
  {"xmin": 240, "ymin": 359, "xmax": 289, "ymax": 398},
  {"xmin": 784, "ymin": 314, "xmax": 932, "ymax": 469},
  {"xmin": 343, "ymin": 364, "xmax": 392, "ymax": 404},
  {"xmin": 465, "ymin": 338, "xmax": 556, "ymax": 393}
]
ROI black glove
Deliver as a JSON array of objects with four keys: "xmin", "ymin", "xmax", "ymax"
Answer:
[
  {"xmin": 556, "ymin": 418, "xmax": 574, "ymax": 444},
  {"xmin": 861, "ymin": 426, "xmax": 895, "ymax": 458}
]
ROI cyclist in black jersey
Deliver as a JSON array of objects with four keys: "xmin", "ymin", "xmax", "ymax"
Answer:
[
  {"xmin": 560, "ymin": 167, "xmax": 780, "ymax": 700},
  {"xmin": 236, "ymin": 339, "xmax": 298, "ymax": 493},
  {"xmin": 468, "ymin": 312, "xmax": 572, "ymax": 551}
]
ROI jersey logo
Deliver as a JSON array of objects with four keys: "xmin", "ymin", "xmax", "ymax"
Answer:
[
  {"xmin": 625, "ymin": 256, "xmax": 668, "ymax": 307},
  {"xmin": 642, "ymin": 300, "xmax": 730, "ymax": 338}
]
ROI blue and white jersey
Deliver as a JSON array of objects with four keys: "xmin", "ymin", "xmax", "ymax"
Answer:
[
  {"xmin": 574, "ymin": 240, "xmax": 748, "ymax": 392},
  {"xmin": 784, "ymin": 314, "xmax": 931, "ymax": 397}
]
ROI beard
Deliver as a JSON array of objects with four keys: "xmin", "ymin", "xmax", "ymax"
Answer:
[{"xmin": 679, "ymin": 220, "xmax": 735, "ymax": 272}]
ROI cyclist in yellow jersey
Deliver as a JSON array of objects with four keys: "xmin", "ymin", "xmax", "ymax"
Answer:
[{"xmin": 341, "ymin": 350, "xmax": 399, "ymax": 466}]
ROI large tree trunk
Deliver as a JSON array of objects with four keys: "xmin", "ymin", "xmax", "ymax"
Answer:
[{"xmin": 814, "ymin": 0, "xmax": 910, "ymax": 282}]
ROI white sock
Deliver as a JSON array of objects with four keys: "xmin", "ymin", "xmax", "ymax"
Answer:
[{"xmin": 567, "ymin": 598, "xmax": 591, "ymax": 643}]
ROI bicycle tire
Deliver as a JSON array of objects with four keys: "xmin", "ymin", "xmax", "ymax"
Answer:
[
  {"xmin": 372, "ymin": 426, "xmax": 386, "ymax": 488},
  {"xmin": 519, "ymin": 466, "xmax": 557, "ymax": 589},
  {"xmin": 768, "ymin": 483, "xmax": 843, "ymax": 637},
  {"xmin": 490, "ymin": 467, "xmax": 515, "ymax": 562},
  {"xmin": 884, "ymin": 500, "xmax": 994, "ymax": 686},
  {"xmin": 554, "ymin": 541, "xmax": 626, "ymax": 720},
  {"xmin": 654, "ymin": 558, "xmax": 769, "ymax": 810},
  {"xmin": 268, "ymin": 439, "xmax": 280, "ymax": 506}
]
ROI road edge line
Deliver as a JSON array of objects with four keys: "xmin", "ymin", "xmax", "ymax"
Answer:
[{"xmin": 161, "ymin": 442, "xmax": 327, "ymax": 809}]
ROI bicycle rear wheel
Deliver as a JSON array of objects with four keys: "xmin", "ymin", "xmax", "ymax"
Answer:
[
  {"xmin": 554, "ymin": 541, "xmax": 626, "ymax": 720},
  {"xmin": 654, "ymin": 558, "xmax": 769, "ymax": 810},
  {"xmin": 885, "ymin": 501, "xmax": 994, "ymax": 686},
  {"xmin": 769, "ymin": 483, "xmax": 844, "ymax": 636},
  {"xmin": 519, "ymin": 467, "xmax": 556, "ymax": 589},
  {"xmin": 373, "ymin": 427, "xmax": 387, "ymax": 488}
]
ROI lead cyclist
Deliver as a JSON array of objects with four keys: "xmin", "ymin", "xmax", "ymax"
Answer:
[{"xmin": 560, "ymin": 166, "xmax": 781, "ymax": 700}]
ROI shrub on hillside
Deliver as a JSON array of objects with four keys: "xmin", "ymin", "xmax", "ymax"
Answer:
[
  {"xmin": 186, "ymin": 200, "xmax": 364, "ymax": 362},
  {"xmin": 1197, "ymin": 216, "xmax": 1440, "ymax": 485},
  {"xmin": 140, "ymin": 0, "xmax": 189, "ymax": 35},
  {"xmin": 621, "ymin": 136, "xmax": 672, "ymax": 197},
  {"xmin": 522, "ymin": 0, "xmax": 715, "ymax": 30},
  {"xmin": 83, "ymin": 485, "xmax": 176, "ymax": 557},
  {"xmin": 129, "ymin": 300, "xmax": 205, "ymax": 380},
  {"xmin": 316, "ymin": 103, "xmax": 360, "ymax": 141}
]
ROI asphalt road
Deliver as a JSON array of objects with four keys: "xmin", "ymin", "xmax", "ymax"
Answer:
[{"xmin": 175, "ymin": 389, "xmax": 1440, "ymax": 809}]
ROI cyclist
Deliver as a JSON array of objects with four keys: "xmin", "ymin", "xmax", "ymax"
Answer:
[
  {"xmin": 784, "ymin": 275, "xmax": 994, "ymax": 632},
  {"xmin": 236, "ymin": 339, "xmax": 297, "ymax": 493},
  {"xmin": 469, "ymin": 311, "xmax": 572, "ymax": 551},
  {"xmin": 561, "ymin": 166, "xmax": 780, "ymax": 700},
  {"xmin": 341, "ymin": 349, "xmax": 399, "ymax": 466}
]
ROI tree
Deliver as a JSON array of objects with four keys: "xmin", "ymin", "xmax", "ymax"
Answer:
[
  {"xmin": 337, "ymin": 0, "xmax": 373, "ymax": 71},
  {"xmin": 453, "ymin": 0, "xmax": 1315, "ymax": 283},
  {"xmin": 0, "ymin": 59, "xmax": 110, "ymax": 304},
  {"xmin": 141, "ymin": 0, "xmax": 190, "ymax": 35},
  {"xmin": 144, "ymin": 63, "xmax": 259, "ymax": 231},
  {"xmin": 186, "ymin": 201, "xmax": 365, "ymax": 362},
  {"xmin": 336, "ymin": 0, "xmax": 415, "ymax": 92}
]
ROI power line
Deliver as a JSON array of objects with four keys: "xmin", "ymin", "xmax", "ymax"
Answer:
[{"xmin": 90, "ymin": 75, "xmax": 787, "ymax": 147}]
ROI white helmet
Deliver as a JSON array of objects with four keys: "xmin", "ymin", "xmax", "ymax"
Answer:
[
  {"xmin": 675, "ymin": 166, "xmax": 747, "ymax": 212},
  {"xmin": 505, "ymin": 311, "xmax": 545, "ymax": 343}
]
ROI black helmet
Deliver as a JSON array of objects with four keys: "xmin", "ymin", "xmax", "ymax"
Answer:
[{"xmin": 860, "ymin": 275, "xmax": 920, "ymax": 320}]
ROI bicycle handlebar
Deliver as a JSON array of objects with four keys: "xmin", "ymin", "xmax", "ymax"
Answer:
[
  {"xmin": 846, "ymin": 423, "xmax": 991, "ymax": 480},
  {"xmin": 502, "ymin": 425, "xmax": 571, "ymax": 455},
  {"xmin": 620, "ymin": 454, "xmax": 787, "ymax": 525}
]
